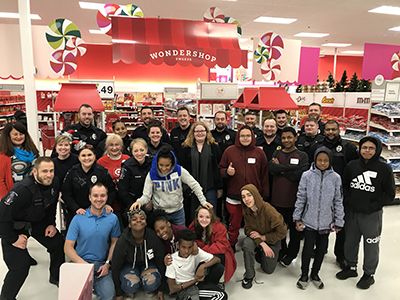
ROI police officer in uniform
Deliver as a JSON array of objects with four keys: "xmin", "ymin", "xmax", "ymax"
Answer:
[
  {"xmin": 211, "ymin": 111, "xmax": 236, "ymax": 156},
  {"xmin": 300, "ymin": 102, "xmax": 325, "ymax": 135},
  {"xmin": 296, "ymin": 117, "xmax": 324, "ymax": 159},
  {"xmin": 0, "ymin": 157, "xmax": 64, "ymax": 300},
  {"xmin": 244, "ymin": 111, "xmax": 263, "ymax": 141},
  {"xmin": 56, "ymin": 104, "xmax": 107, "ymax": 159},
  {"xmin": 169, "ymin": 107, "xmax": 192, "ymax": 163}
]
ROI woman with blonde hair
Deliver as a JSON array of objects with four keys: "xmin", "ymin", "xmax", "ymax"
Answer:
[{"xmin": 180, "ymin": 122, "xmax": 222, "ymax": 221}]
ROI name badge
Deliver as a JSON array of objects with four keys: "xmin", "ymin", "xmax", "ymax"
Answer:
[
  {"xmin": 134, "ymin": 175, "xmax": 142, "ymax": 179},
  {"xmin": 290, "ymin": 158, "xmax": 299, "ymax": 165},
  {"xmin": 170, "ymin": 172, "xmax": 179, "ymax": 179},
  {"xmin": 248, "ymin": 158, "xmax": 256, "ymax": 164}
]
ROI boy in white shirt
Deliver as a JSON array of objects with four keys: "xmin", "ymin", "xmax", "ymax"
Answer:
[{"xmin": 166, "ymin": 229, "xmax": 227, "ymax": 300}]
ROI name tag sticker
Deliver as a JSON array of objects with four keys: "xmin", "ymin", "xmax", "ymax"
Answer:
[
  {"xmin": 248, "ymin": 158, "xmax": 256, "ymax": 164},
  {"xmin": 290, "ymin": 158, "xmax": 299, "ymax": 165},
  {"xmin": 170, "ymin": 172, "xmax": 179, "ymax": 179}
]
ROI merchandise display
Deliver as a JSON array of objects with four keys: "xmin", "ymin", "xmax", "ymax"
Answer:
[{"xmin": 0, "ymin": 95, "xmax": 25, "ymax": 130}]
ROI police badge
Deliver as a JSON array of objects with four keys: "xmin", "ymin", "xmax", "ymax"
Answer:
[
  {"xmin": 91, "ymin": 175, "xmax": 98, "ymax": 184},
  {"xmin": 225, "ymin": 135, "xmax": 230, "ymax": 141},
  {"xmin": 336, "ymin": 145, "xmax": 342, "ymax": 152}
]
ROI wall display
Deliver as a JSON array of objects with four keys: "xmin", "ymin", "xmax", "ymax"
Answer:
[{"xmin": 199, "ymin": 103, "xmax": 212, "ymax": 116}]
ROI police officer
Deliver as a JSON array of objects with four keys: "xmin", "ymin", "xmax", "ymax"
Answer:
[
  {"xmin": 0, "ymin": 157, "xmax": 65, "ymax": 300},
  {"xmin": 275, "ymin": 109, "xmax": 288, "ymax": 138},
  {"xmin": 300, "ymin": 102, "xmax": 325, "ymax": 135},
  {"xmin": 56, "ymin": 103, "xmax": 107, "ymax": 159},
  {"xmin": 169, "ymin": 107, "xmax": 192, "ymax": 163},
  {"xmin": 211, "ymin": 111, "xmax": 236, "ymax": 156},
  {"xmin": 244, "ymin": 111, "xmax": 263, "ymax": 141},
  {"xmin": 296, "ymin": 117, "xmax": 324, "ymax": 159}
]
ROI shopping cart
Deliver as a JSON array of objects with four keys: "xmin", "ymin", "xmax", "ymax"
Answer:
[{"xmin": 41, "ymin": 126, "xmax": 56, "ymax": 153}]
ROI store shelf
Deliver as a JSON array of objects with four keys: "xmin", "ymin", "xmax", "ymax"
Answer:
[
  {"xmin": 370, "ymin": 122, "xmax": 400, "ymax": 133},
  {"xmin": 0, "ymin": 113, "xmax": 15, "ymax": 118},
  {"xmin": 371, "ymin": 109, "xmax": 400, "ymax": 119},
  {"xmin": 0, "ymin": 102, "xmax": 25, "ymax": 106},
  {"xmin": 345, "ymin": 127, "xmax": 366, "ymax": 132},
  {"xmin": 382, "ymin": 141, "xmax": 400, "ymax": 147},
  {"xmin": 381, "ymin": 148, "xmax": 400, "ymax": 160},
  {"xmin": 38, "ymin": 120, "xmax": 54, "ymax": 123},
  {"xmin": 38, "ymin": 111, "xmax": 54, "ymax": 114},
  {"xmin": 342, "ymin": 136, "xmax": 361, "ymax": 143}
]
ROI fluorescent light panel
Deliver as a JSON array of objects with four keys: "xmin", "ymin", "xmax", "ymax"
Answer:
[
  {"xmin": 0, "ymin": 12, "xmax": 41, "ymax": 20},
  {"xmin": 239, "ymin": 38, "xmax": 248, "ymax": 42},
  {"xmin": 322, "ymin": 43, "xmax": 351, "ymax": 47},
  {"xmin": 112, "ymin": 39, "xmax": 137, "ymax": 44},
  {"xmin": 89, "ymin": 29, "xmax": 105, "ymax": 34},
  {"xmin": 79, "ymin": 2, "xmax": 105, "ymax": 10},
  {"xmin": 389, "ymin": 26, "xmax": 400, "ymax": 31},
  {"xmin": 253, "ymin": 16, "xmax": 297, "ymax": 24},
  {"xmin": 294, "ymin": 32, "xmax": 329, "ymax": 38},
  {"xmin": 368, "ymin": 6, "xmax": 400, "ymax": 16},
  {"xmin": 342, "ymin": 51, "xmax": 364, "ymax": 54}
]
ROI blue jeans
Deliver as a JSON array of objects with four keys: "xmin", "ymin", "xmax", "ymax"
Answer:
[
  {"xmin": 88, "ymin": 260, "xmax": 115, "ymax": 300},
  {"xmin": 120, "ymin": 263, "xmax": 161, "ymax": 294},
  {"xmin": 167, "ymin": 208, "xmax": 185, "ymax": 226},
  {"xmin": 205, "ymin": 188, "xmax": 218, "ymax": 214}
]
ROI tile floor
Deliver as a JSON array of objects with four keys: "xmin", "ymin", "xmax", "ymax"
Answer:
[{"xmin": 1, "ymin": 205, "xmax": 399, "ymax": 300}]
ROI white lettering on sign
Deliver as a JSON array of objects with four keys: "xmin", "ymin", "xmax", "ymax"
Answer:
[{"xmin": 149, "ymin": 49, "xmax": 217, "ymax": 62}]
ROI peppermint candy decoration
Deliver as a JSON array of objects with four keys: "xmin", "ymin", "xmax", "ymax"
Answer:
[
  {"xmin": 203, "ymin": 7, "xmax": 225, "ymax": 23},
  {"xmin": 65, "ymin": 37, "xmax": 87, "ymax": 57},
  {"xmin": 50, "ymin": 50, "xmax": 77, "ymax": 76},
  {"xmin": 46, "ymin": 19, "xmax": 81, "ymax": 50},
  {"xmin": 254, "ymin": 46, "xmax": 270, "ymax": 64},
  {"xmin": 261, "ymin": 60, "xmax": 281, "ymax": 81},
  {"xmin": 391, "ymin": 51, "xmax": 400, "ymax": 71},
  {"xmin": 225, "ymin": 16, "xmax": 242, "ymax": 36},
  {"xmin": 259, "ymin": 32, "xmax": 284, "ymax": 60},
  {"xmin": 97, "ymin": 3, "xmax": 120, "ymax": 36},
  {"xmin": 117, "ymin": 4, "xmax": 144, "ymax": 17}
]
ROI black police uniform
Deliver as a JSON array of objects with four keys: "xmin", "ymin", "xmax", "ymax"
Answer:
[
  {"xmin": 61, "ymin": 163, "xmax": 117, "ymax": 227},
  {"xmin": 169, "ymin": 124, "xmax": 192, "ymax": 163},
  {"xmin": 211, "ymin": 127, "xmax": 237, "ymax": 156},
  {"xmin": 53, "ymin": 122, "xmax": 107, "ymax": 159},
  {"xmin": 296, "ymin": 134, "xmax": 324, "ymax": 160},
  {"xmin": 0, "ymin": 176, "xmax": 64, "ymax": 300},
  {"xmin": 117, "ymin": 156, "xmax": 152, "ymax": 209},
  {"xmin": 251, "ymin": 126, "xmax": 264, "ymax": 141},
  {"xmin": 130, "ymin": 125, "xmax": 170, "ymax": 144},
  {"xmin": 256, "ymin": 134, "xmax": 282, "ymax": 162},
  {"xmin": 300, "ymin": 119, "xmax": 326, "ymax": 135}
]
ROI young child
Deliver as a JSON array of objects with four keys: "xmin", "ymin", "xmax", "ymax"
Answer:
[
  {"xmin": 165, "ymin": 229, "xmax": 227, "ymax": 300},
  {"xmin": 293, "ymin": 146, "xmax": 344, "ymax": 290},
  {"xmin": 130, "ymin": 147, "xmax": 213, "ymax": 226}
]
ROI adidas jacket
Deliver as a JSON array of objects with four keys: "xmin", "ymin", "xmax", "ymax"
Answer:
[{"xmin": 343, "ymin": 136, "xmax": 395, "ymax": 214}]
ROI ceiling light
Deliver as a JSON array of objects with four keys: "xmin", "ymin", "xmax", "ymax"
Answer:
[
  {"xmin": 0, "ymin": 12, "xmax": 41, "ymax": 20},
  {"xmin": 239, "ymin": 38, "xmax": 248, "ymax": 42},
  {"xmin": 342, "ymin": 51, "xmax": 364, "ymax": 54},
  {"xmin": 79, "ymin": 2, "xmax": 105, "ymax": 10},
  {"xmin": 253, "ymin": 16, "xmax": 297, "ymax": 24},
  {"xmin": 389, "ymin": 26, "xmax": 400, "ymax": 31},
  {"xmin": 322, "ymin": 43, "xmax": 351, "ymax": 47},
  {"xmin": 294, "ymin": 32, "xmax": 329, "ymax": 38},
  {"xmin": 368, "ymin": 6, "xmax": 400, "ymax": 16},
  {"xmin": 89, "ymin": 29, "xmax": 105, "ymax": 34},
  {"xmin": 111, "ymin": 39, "xmax": 137, "ymax": 44}
]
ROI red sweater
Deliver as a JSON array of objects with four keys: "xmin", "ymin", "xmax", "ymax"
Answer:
[
  {"xmin": 0, "ymin": 153, "xmax": 14, "ymax": 199},
  {"xmin": 219, "ymin": 130, "xmax": 269, "ymax": 200},
  {"xmin": 189, "ymin": 221, "xmax": 237, "ymax": 282}
]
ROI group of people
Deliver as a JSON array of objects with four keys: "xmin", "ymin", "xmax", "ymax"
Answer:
[{"xmin": 0, "ymin": 102, "xmax": 395, "ymax": 300}]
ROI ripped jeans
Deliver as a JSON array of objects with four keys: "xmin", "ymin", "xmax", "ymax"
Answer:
[{"xmin": 120, "ymin": 263, "xmax": 161, "ymax": 294}]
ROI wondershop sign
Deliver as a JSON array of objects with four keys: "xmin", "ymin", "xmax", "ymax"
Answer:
[{"xmin": 112, "ymin": 17, "xmax": 247, "ymax": 68}]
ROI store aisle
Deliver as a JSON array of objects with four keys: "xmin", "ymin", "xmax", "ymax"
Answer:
[{"xmin": 0, "ymin": 205, "xmax": 399, "ymax": 300}]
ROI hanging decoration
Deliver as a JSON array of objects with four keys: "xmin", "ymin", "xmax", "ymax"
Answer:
[
  {"xmin": 50, "ymin": 50, "xmax": 78, "ymax": 76},
  {"xmin": 45, "ymin": 19, "xmax": 81, "ymax": 50},
  {"xmin": 224, "ymin": 16, "xmax": 242, "ymax": 37},
  {"xmin": 203, "ymin": 7, "xmax": 225, "ymax": 23},
  {"xmin": 391, "ymin": 51, "xmax": 400, "ymax": 71}
]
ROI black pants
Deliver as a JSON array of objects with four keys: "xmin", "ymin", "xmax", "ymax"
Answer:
[
  {"xmin": 275, "ymin": 206, "xmax": 302, "ymax": 259},
  {"xmin": 196, "ymin": 262, "xmax": 225, "ymax": 285},
  {"xmin": 334, "ymin": 227, "xmax": 345, "ymax": 260},
  {"xmin": 1, "ymin": 224, "xmax": 65, "ymax": 300},
  {"xmin": 301, "ymin": 229, "xmax": 329, "ymax": 276}
]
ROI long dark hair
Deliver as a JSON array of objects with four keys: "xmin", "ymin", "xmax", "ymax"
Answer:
[
  {"xmin": 0, "ymin": 122, "xmax": 39, "ymax": 157},
  {"xmin": 193, "ymin": 206, "xmax": 220, "ymax": 245},
  {"xmin": 157, "ymin": 146, "xmax": 175, "ymax": 164}
]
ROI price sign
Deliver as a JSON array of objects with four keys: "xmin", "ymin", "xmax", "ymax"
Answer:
[{"xmin": 96, "ymin": 81, "xmax": 114, "ymax": 99}]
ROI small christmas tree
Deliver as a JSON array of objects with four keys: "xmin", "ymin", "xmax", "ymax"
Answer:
[
  {"xmin": 339, "ymin": 70, "xmax": 348, "ymax": 90},
  {"xmin": 346, "ymin": 72, "xmax": 359, "ymax": 92},
  {"xmin": 357, "ymin": 78, "xmax": 372, "ymax": 92},
  {"xmin": 333, "ymin": 82, "xmax": 344, "ymax": 92},
  {"xmin": 327, "ymin": 72, "xmax": 335, "ymax": 89}
]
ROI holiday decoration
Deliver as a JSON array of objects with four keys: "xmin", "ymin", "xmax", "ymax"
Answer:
[
  {"xmin": 65, "ymin": 37, "xmax": 87, "ymax": 57},
  {"xmin": 45, "ymin": 19, "xmax": 81, "ymax": 50},
  {"xmin": 117, "ymin": 4, "xmax": 144, "ymax": 17},
  {"xmin": 254, "ymin": 46, "xmax": 270, "ymax": 64},
  {"xmin": 391, "ymin": 51, "xmax": 400, "ymax": 71},
  {"xmin": 261, "ymin": 60, "xmax": 281, "ymax": 81},
  {"xmin": 203, "ymin": 7, "xmax": 225, "ymax": 23},
  {"xmin": 224, "ymin": 16, "xmax": 242, "ymax": 36},
  {"xmin": 259, "ymin": 32, "xmax": 284, "ymax": 60},
  {"xmin": 50, "ymin": 50, "xmax": 77, "ymax": 76},
  {"xmin": 97, "ymin": 3, "xmax": 120, "ymax": 36}
]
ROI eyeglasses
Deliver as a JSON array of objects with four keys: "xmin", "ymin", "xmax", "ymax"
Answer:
[
  {"xmin": 239, "ymin": 134, "xmax": 251, "ymax": 138},
  {"xmin": 194, "ymin": 130, "xmax": 206, "ymax": 134},
  {"xmin": 361, "ymin": 146, "xmax": 376, "ymax": 151}
]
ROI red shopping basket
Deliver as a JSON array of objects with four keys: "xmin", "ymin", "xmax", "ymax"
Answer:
[{"xmin": 41, "ymin": 126, "xmax": 56, "ymax": 152}]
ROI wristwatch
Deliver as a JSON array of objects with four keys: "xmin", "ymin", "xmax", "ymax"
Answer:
[{"xmin": 105, "ymin": 260, "xmax": 110, "ymax": 265}]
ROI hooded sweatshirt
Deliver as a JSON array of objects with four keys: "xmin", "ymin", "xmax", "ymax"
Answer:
[
  {"xmin": 112, "ymin": 227, "xmax": 166, "ymax": 297},
  {"xmin": 293, "ymin": 147, "xmax": 344, "ymax": 231},
  {"xmin": 136, "ymin": 151, "xmax": 207, "ymax": 213},
  {"xmin": 343, "ymin": 136, "xmax": 395, "ymax": 214},
  {"xmin": 219, "ymin": 128, "xmax": 269, "ymax": 200},
  {"xmin": 241, "ymin": 184, "xmax": 287, "ymax": 246}
]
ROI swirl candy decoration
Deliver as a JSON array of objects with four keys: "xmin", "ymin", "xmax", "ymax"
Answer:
[
  {"xmin": 65, "ymin": 37, "xmax": 87, "ymax": 57},
  {"xmin": 45, "ymin": 19, "xmax": 81, "ymax": 50},
  {"xmin": 391, "ymin": 51, "xmax": 400, "ymax": 71},
  {"xmin": 97, "ymin": 3, "xmax": 120, "ymax": 36},
  {"xmin": 225, "ymin": 16, "xmax": 242, "ymax": 36},
  {"xmin": 50, "ymin": 50, "xmax": 77, "ymax": 76},
  {"xmin": 261, "ymin": 60, "xmax": 281, "ymax": 81},
  {"xmin": 259, "ymin": 32, "xmax": 284, "ymax": 60},
  {"xmin": 118, "ymin": 4, "xmax": 144, "ymax": 17},
  {"xmin": 203, "ymin": 7, "xmax": 225, "ymax": 23},
  {"xmin": 254, "ymin": 46, "xmax": 270, "ymax": 64}
]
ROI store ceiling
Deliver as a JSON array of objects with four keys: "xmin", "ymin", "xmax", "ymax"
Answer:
[{"xmin": 2, "ymin": 0, "xmax": 400, "ymax": 56}]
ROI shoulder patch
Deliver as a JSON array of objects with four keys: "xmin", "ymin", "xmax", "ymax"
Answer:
[{"xmin": 3, "ymin": 191, "xmax": 18, "ymax": 205}]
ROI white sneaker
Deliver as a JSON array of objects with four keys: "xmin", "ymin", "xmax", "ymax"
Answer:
[{"xmin": 144, "ymin": 291, "xmax": 156, "ymax": 298}]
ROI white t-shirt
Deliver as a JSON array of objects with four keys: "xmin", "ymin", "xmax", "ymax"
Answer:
[{"xmin": 165, "ymin": 248, "xmax": 213, "ymax": 284}]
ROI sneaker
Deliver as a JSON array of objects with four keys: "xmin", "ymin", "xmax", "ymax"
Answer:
[
  {"xmin": 144, "ymin": 291, "xmax": 155, "ymax": 298},
  {"xmin": 124, "ymin": 293, "xmax": 135, "ymax": 300},
  {"xmin": 280, "ymin": 255, "xmax": 293, "ymax": 267},
  {"xmin": 310, "ymin": 274, "xmax": 324, "ymax": 289},
  {"xmin": 217, "ymin": 282, "xmax": 225, "ymax": 290},
  {"xmin": 296, "ymin": 274, "xmax": 309, "ymax": 290},
  {"xmin": 255, "ymin": 246, "xmax": 262, "ymax": 264},
  {"xmin": 241, "ymin": 277, "xmax": 253, "ymax": 289},
  {"xmin": 49, "ymin": 276, "xmax": 59, "ymax": 287},
  {"xmin": 356, "ymin": 274, "xmax": 375, "ymax": 290},
  {"xmin": 336, "ymin": 258, "xmax": 347, "ymax": 270},
  {"xmin": 336, "ymin": 266, "xmax": 358, "ymax": 280}
]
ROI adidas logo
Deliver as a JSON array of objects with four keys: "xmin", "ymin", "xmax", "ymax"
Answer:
[{"xmin": 350, "ymin": 171, "xmax": 377, "ymax": 192}]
